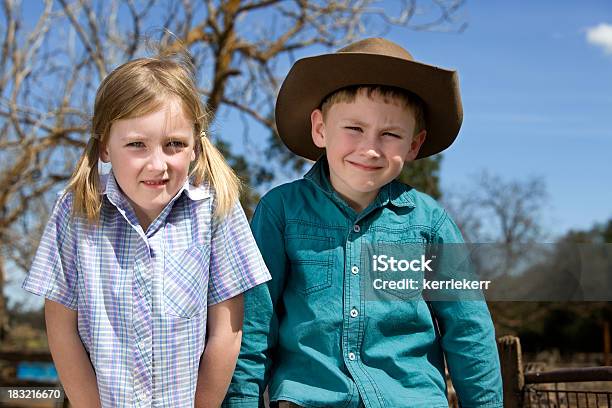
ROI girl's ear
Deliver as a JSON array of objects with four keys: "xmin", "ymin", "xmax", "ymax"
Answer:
[
  {"xmin": 311, "ymin": 109, "xmax": 326, "ymax": 148},
  {"xmin": 192, "ymin": 132, "xmax": 203, "ymax": 163},
  {"xmin": 99, "ymin": 140, "xmax": 110, "ymax": 163}
]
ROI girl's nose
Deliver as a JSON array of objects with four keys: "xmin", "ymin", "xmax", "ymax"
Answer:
[{"xmin": 147, "ymin": 149, "xmax": 168, "ymax": 172}]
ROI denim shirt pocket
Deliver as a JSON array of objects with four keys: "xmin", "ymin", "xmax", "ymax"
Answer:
[
  {"xmin": 375, "ymin": 239, "xmax": 427, "ymax": 301},
  {"xmin": 163, "ymin": 244, "xmax": 209, "ymax": 318},
  {"xmin": 285, "ymin": 235, "xmax": 334, "ymax": 296}
]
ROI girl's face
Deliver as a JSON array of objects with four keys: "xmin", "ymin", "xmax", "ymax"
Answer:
[{"xmin": 101, "ymin": 98, "xmax": 196, "ymax": 228}]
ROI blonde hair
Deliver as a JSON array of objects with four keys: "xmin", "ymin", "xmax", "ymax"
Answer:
[
  {"xmin": 66, "ymin": 54, "xmax": 240, "ymax": 222},
  {"xmin": 320, "ymin": 85, "xmax": 426, "ymax": 135}
]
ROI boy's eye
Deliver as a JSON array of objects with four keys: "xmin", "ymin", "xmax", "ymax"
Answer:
[
  {"xmin": 383, "ymin": 132, "xmax": 402, "ymax": 139},
  {"xmin": 345, "ymin": 126, "xmax": 362, "ymax": 133},
  {"xmin": 126, "ymin": 141, "xmax": 145, "ymax": 148}
]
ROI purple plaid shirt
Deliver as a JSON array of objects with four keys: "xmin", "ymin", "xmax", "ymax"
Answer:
[{"xmin": 23, "ymin": 173, "xmax": 271, "ymax": 407}]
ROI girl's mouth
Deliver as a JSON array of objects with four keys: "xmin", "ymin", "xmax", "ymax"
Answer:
[{"xmin": 142, "ymin": 180, "xmax": 168, "ymax": 186}]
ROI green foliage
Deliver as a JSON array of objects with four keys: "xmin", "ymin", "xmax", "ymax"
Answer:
[
  {"xmin": 214, "ymin": 140, "xmax": 273, "ymax": 219},
  {"xmin": 398, "ymin": 155, "xmax": 442, "ymax": 199},
  {"xmin": 563, "ymin": 219, "xmax": 612, "ymax": 243},
  {"xmin": 266, "ymin": 130, "xmax": 310, "ymax": 176},
  {"xmin": 515, "ymin": 304, "xmax": 603, "ymax": 353}
]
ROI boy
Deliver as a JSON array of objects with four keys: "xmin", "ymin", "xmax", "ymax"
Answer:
[{"xmin": 224, "ymin": 38, "xmax": 503, "ymax": 407}]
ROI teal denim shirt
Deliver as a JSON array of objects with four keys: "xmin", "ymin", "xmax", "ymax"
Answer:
[{"xmin": 224, "ymin": 158, "xmax": 503, "ymax": 408}]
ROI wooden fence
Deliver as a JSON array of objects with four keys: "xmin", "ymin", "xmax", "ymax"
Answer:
[{"xmin": 497, "ymin": 336, "xmax": 612, "ymax": 408}]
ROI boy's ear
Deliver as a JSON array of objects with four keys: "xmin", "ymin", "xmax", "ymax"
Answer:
[
  {"xmin": 405, "ymin": 130, "xmax": 427, "ymax": 161},
  {"xmin": 311, "ymin": 109, "xmax": 326, "ymax": 148}
]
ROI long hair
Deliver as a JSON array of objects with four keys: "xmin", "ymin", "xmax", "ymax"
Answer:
[{"xmin": 66, "ymin": 53, "xmax": 240, "ymax": 222}]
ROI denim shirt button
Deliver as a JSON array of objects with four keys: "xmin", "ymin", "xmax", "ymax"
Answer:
[
  {"xmin": 348, "ymin": 352, "xmax": 356, "ymax": 361},
  {"xmin": 350, "ymin": 308, "xmax": 359, "ymax": 318},
  {"xmin": 351, "ymin": 265, "xmax": 359, "ymax": 274},
  {"xmin": 353, "ymin": 224, "xmax": 360, "ymax": 233}
]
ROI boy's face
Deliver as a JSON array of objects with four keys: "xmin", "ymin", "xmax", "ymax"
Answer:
[
  {"xmin": 311, "ymin": 90, "xmax": 426, "ymax": 211},
  {"xmin": 101, "ymin": 98, "xmax": 196, "ymax": 228}
]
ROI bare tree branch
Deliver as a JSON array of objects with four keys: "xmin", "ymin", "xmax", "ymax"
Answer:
[{"xmin": 58, "ymin": 0, "xmax": 108, "ymax": 78}]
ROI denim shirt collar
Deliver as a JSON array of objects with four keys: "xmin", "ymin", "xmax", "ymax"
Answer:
[{"xmin": 303, "ymin": 155, "xmax": 416, "ymax": 210}]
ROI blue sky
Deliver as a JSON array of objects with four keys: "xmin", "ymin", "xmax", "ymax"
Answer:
[
  {"xmin": 421, "ymin": 1, "xmax": 612, "ymax": 236},
  {"xmin": 217, "ymin": 1, "xmax": 612, "ymax": 237}
]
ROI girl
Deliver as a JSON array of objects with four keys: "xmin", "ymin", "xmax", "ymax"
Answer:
[{"xmin": 23, "ymin": 53, "xmax": 270, "ymax": 407}]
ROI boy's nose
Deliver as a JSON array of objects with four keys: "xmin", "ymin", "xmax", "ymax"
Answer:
[
  {"xmin": 359, "ymin": 134, "xmax": 382, "ymax": 158},
  {"xmin": 363, "ymin": 148, "xmax": 381, "ymax": 159}
]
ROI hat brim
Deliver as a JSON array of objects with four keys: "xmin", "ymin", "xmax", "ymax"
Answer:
[{"xmin": 275, "ymin": 52, "xmax": 463, "ymax": 161}]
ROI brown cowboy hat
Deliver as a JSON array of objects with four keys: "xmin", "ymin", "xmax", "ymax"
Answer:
[{"xmin": 275, "ymin": 37, "xmax": 463, "ymax": 161}]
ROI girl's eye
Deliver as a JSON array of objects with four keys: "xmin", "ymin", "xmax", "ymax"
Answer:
[
  {"xmin": 127, "ymin": 141, "xmax": 145, "ymax": 148},
  {"xmin": 167, "ymin": 140, "xmax": 187, "ymax": 148}
]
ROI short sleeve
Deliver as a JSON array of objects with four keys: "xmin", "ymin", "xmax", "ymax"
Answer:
[
  {"xmin": 207, "ymin": 200, "xmax": 271, "ymax": 305},
  {"xmin": 22, "ymin": 193, "xmax": 79, "ymax": 310}
]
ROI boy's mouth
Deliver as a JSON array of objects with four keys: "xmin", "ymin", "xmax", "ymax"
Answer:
[{"xmin": 347, "ymin": 161, "xmax": 383, "ymax": 171}]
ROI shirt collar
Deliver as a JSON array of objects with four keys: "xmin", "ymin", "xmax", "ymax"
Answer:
[
  {"xmin": 101, "ymin": 171, "xmax": 128, "ymax": 210},
  {"xmin": 182, "ymin": 179, "xmax": 212, "ymax": 201},
  {"xmin": 101, "ymin": 171, "xmax": 211, "ymax": 207},
  {"xmin": 303, "ymin": 155, "xmax": 416, "ymax": 209},
  {"xmin": 303, "ymin": 155, "xmax": 336, "ymax": 196}
]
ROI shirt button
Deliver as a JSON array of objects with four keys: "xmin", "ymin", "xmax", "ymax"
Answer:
[
  {"xmin": 350, "ymin": 308, "xmax": 359, "ymax": 318},
  {"xmin": 138, "ymin": 392, "xmax": 147, "ymax": 401},
  {"xmin": 353, "ymin": 224, "xmax": 361, "ymax": 233},
  {"xmin": 348, "ymin": 352, "xmax": 356, "ymax": 361},
  {"xmin": 351, "ymin": 265, "xmax": 359, "ymax": 275}
]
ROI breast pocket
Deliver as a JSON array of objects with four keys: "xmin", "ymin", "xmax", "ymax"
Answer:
[
  {"xmin": 285, "ymin": 235, "xmax": 334, "ymax": 296},
  {"xmin": 374, "ymin": 240, "xmax": 427, "ymax": 301},
  {"xmin": 164, "ymin": 244, "xmax": 209, "ymax": 318}
]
